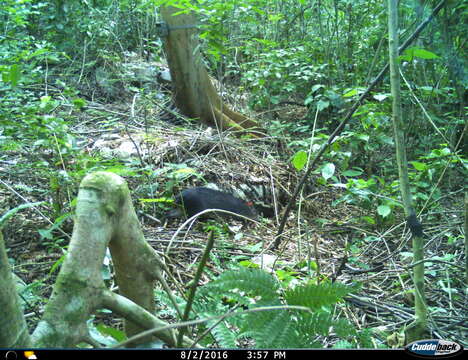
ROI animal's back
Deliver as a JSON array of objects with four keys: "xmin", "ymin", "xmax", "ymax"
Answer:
[{"xmin": 175, "ymin": 187, "xmax": 256, "ymax": 219}]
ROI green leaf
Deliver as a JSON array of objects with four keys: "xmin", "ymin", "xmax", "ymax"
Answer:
[
  {"xmin": 362, "ymin": 216, "xmax": 376, "ymax": 224},
  {"xmin": 377, "ymin": 205, "xmax": 391, "ymax": 218},
  {"xmin": 72, "ymin": 98, "xmax": 86, "ymax": 110},
  {"xmin": 9, "ymin": 64, "xmax": 21, "ymax": 87},
  {"xmin": 304, "ymin": 96, "xmax": 314, "ymax": 106},
  {"xmin": 173, "ymin": 167, "xmax": 197, "ymax": 177},
  {"xmin": 399, "ymin": 47, "xmax": 439, "ymax": 61},
  {"xmin": 292, "ymin": 150, "xmax": 308, "ymax": 171},
  {"xmin": 268, "ymin": 14, "xmax": 283, "ymax": 22},
  {"xmin": 321, "ymin": 163, "xmax": 335, "ymax": 180},
  {"xmin": 356, "ymin": 134, "xmax": 370, "ymax": 141},
  {"xmin": 39, "ymin": 96, "xmax": 53, "ymax": 109},
  {"xmin": 410, "ymin": 161, "xmax": 427, "ymax": 171},
  {"xmin": 343, "ymin": 89, "xmax": 358, "ymax": 97},
  {"xmin": 238, "ymin": 260, "xmax": 259, "ymax": 268},
  {"xmin": 96, "ymin": 323, "xmax": 127, "ymax": 342},
  {"xmin": 270, "ymin": 96, "xmax": 280, "ymax": 104},
  {"xmin": 38, "ymin": 228, "xmax": 54, "ymax": 240},
  {"xmin": 29, "ymin": 48, "xmax": 49, "ymax": 59},
  {"xmin": 342, "ymin": 169, "xmax": 363, "ymax": 177},
  {"xmin": 317, "ymin": 100, "xmax": 330, "ymax": 111},
  {"xmin": 38, "ymin": 213, "xmax": 71, "ymax": 241},
  {"xmin": 49, "ymin": 254, "xmax": 66, "ymax": 274},
  {"xmin": 245, "ymin": 242, "xmax": 263, "ymax": 253},
  {"xmin": 311, "ymin": 84, "xmax": 324, "ymax": 93},
  {"xmin": 408, "ymin": 47, "xmax": 439, "ymax": 59},
  {"xmin": 105, "ymin": 167, "xmax": 138, "ymax": 176}
]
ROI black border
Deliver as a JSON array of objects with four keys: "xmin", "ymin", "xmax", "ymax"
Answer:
[{"xmin": 4, "ymin": 349, "xmax": 466, "ymax": 360}]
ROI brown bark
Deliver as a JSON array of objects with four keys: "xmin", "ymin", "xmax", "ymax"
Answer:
[
  {"xmin": 160, "ymin": 6, "xmax": 265, "ymax": 137},
  {"xmin": 30, "ymin": 172, "xmax": 181, "ymax": 347}
]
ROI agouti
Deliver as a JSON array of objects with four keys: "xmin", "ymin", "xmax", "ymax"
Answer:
[{"xmin": 166, "ymin": 187, "xmax": 257, "ymax": 221}]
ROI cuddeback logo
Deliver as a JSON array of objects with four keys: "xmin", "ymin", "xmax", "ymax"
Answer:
[{"xmin": 405, "ymin": 339, "xmax": 463, "ymax": 358}]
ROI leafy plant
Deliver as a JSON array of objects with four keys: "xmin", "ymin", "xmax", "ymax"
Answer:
[
  {"xmin": 163, "ymin": 267, "xmax": 375, "ymax": 348},
  {"xmin": 242, "ymin": 46, "xmax": 327, "ymax": 108}
]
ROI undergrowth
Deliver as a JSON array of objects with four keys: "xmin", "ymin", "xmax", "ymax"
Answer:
[{"xmin": 157, "ymin": 267, "xmax": 376, "ymax": 348}]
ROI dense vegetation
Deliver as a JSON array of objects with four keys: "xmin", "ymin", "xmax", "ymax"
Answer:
[{"xmin": 0, "ymin": 0, "xmax": 466, "ymax": 349}]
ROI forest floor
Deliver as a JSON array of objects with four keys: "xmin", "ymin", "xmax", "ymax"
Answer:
[{"xmin": 1, "ymin": 66, "xmax": 466, "ymax": 348}]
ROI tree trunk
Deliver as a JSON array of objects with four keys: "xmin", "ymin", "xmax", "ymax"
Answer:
[
  {"xmin": 160, "ymin": 6, "xmax": 264, "ymax": 136},
  {"xmin": 0, "ymin": 231, "xmax": 32, "ymax": 347},
  {"xmin": 30, "ymin": 172, "xmax": 180, "ymax": 347},
  {"xmin": 0, "ymin": 172, "xmax": 201, "ymax": 347},
  {"xmin": 465, "ymin": 192, "xmax": 467, "ymax": 286},
  {"xmin": 388, "ymin": 0, "xmax": 428, "ymax": 342}
]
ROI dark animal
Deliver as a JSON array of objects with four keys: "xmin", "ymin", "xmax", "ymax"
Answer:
[{"xmin": 166, "ymin": 187, "xmax": 256, "ymax": 221}]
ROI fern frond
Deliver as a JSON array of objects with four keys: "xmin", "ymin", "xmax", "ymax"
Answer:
[
  {"xmin": 241, "ymin": 308, "xmax": 297, "ymax": 348},
  {"xmin": 296, "ymin": 312, "xmax": 335, "ymax": 337},
  {"xmin": 206, "ymin": 267, "xmax": 280, "ymax": 302},
  {"xmin": 159, "ymin": 266, "xmax": 369, "ymax": 348},
  {"xmin": 208, "ymin": 320, "xmax": 237, "ymax": 348},
  {"xmin": 285, "ymin": 282, "xmax": 355, "ymax": 310}
]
